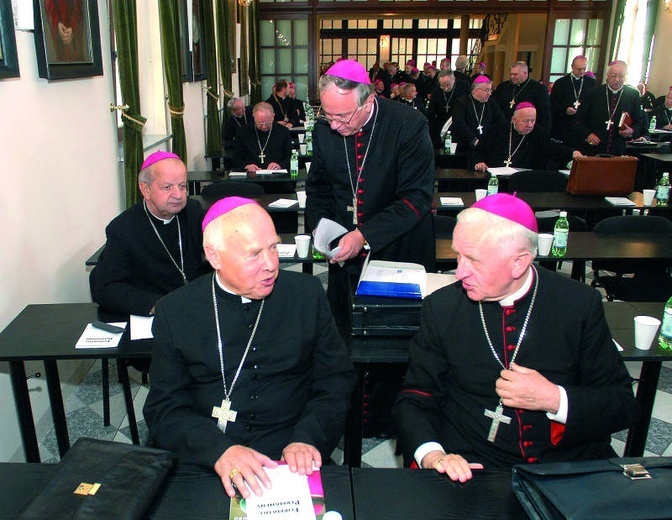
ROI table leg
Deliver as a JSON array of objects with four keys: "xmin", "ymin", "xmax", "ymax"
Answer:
[
  {"xmin": 624, "ymin": 360, "xmax": 661, "ymax": 457},
  {"xmin": 102, "ymin": 359, "xmax": 110, "ymax": 426},
  {"xmin": 44, "ymin": 360, "xmax": 70, "ymax": 458},
  {"xmin": 343, "ymin": 363, "xmax": 366, "ymax": 467},
  {"xmin": 118, "ymin": 359, "xmax": 140, "ymax": 444},
  {"xmin": 9, "ymin": 361, "xmax": 41, "ymax": 462}
]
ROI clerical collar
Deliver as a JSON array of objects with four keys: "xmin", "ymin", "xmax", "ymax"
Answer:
[
  {"xmin": 608, "ymin": 86, "xmax": 622, "ymax": 95},
  {"xmin": 499, "ymin": 267, "xmax": 534, "ymax": 307},
  {"xmin": 215, "ymin": 273, "xmax": 252, "ymax": 303},
  {"xmin": 145, "ymin": 206, "xmax": 176, "ymax": 225},
  {"xmin": 358, "ymin": 102, "xmax": 375, "ymax": 131},
  {"xmin": 571, "ymin": 74, "xmax": 583, "ymax": 81}
]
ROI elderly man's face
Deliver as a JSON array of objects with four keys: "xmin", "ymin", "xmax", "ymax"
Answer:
[
  {"xmin": 275, "ymin": 87, "xmax": 286, "ymax": 98},
  {"xmin": 439, "ymin": 75, "xmax": 455, "ymax": 92},
  {"xmin": 607, "ymin": 64, "xmax": 627, "ymax": 91},
  {"xmin": 254, "ymin": 109, "xmax": 274, "ymax": 131},
  {"xmin": 453, "ymin": 221, "xmax": 526, "ymax": 302},
  {"xmin": 665, "ymin": 92, "xmax": 672, "ymax": 108},
  {"xmin": 510, "ymin": 66, "xmax": 528, "ymax": 85},
  {"xmin": 319, "ymin": 84, "xmax": 374, "ymax": 137},
  {"xmin": 140, "ymin": 159, "xmax": 188, "ymax": 220},
  {"xmin": 472, "ymin": 83, "xmax": 493, "ymax": 103},
  {"xmin": 571, "ymin": 59, "xmax": 587, "ymax": 78},
  {"xmin": 404, "ymin": 85, "xmax": 417, "ymax": 99},
  {"xmin": 231, "ymin": 102, "xmax": 245, "ymax": 116},
  {"xmin": 512, "ymin": 108, "xmax": 536, "ymax": 135}
]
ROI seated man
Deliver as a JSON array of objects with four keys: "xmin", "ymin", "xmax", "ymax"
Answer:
[
  {"xmin": 143, "ymin": 197, "xmax": 355, "ymax": 497},
  {"xmin": 90, "ymin": 151, "xmax": 208, "ymax": 316},
  {"xmin": 394, "ymin": 194, "xmax": 640, "ymax": 481},
  {"xmin": 232, "ymin": 102, "xmax": 292, "ymax": 172},
  {"xmin": 649, "ymin": 87, "xmax": 672, "ymax": 131},
  {"xmin": 474, "ymin": 102, "xmax": 581, "ymax": 172},
  {"xmin": 223, "ymin": 97, "xmax": 253, "ymax": 143}
]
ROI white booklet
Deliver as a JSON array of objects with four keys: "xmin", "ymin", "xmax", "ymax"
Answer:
[
  {"xmin": 256, "ymin": 169, "xmax": 288, "ymax": 175},
  {"xmin": 487, "ymin": 167, "xmax": 530, "ymax": 177},
  {"xmin": 277, "ymin": 243, "xmax": 297, "ymax": 258},
  {"xmin": 268, "ymin": 198, "xmax": 298, "ymax": 208},
  {"xmin": 356, "ymin": 253, "xmax": 427, "ymax": 299},
  {"xmin": 605, "ymin": 196, "xmax": 636, "ymax": 206},
  {"xmin": 313, "ymin": 218, "xmax": 348, "ymax": 259},
  {"xmin": 75, "ymin": 322, "xmax": 126, "ymax": 349},
  {"xmin": 244, "ymin": 465, "xmax": 315, "ymax": 520},
  {"xmin": 440, "ymin": 197, "xmax": 464, "ymax": 206}
]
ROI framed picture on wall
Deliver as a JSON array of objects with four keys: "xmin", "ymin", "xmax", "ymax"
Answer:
[
  {"xmin": 0, "ymin": 0, "xmax": 20, "ymax": 79},
  {"xmin": 178, "ymin": 0, "xmax": 206, "ymax": 82},
  {"xmin": 32, "ymin": 0, "xmax": 103, "ymax": 80}
]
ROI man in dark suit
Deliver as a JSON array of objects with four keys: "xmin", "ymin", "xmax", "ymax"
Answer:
[
  {"xmin": 223, "ymin": 97, "xmax": 253, "ymax": 143},
  {"xmin": 549, "ymin": 55, "xmax": 596, "ymax": 143},
  {"xmin": 494, "ymin": 61, "xmax": 552, "ymax": 132}
]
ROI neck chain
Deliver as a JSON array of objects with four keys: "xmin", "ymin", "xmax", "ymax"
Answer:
[
  {"xmin": 210, "ymin": 274, "xmax": 265, "ymax": 433},
  {"xmin": 255, "ymin": 124, "xmax": 273, "ymax": 164},
  {"xmin": 479, "ymin": 266, "xmax": 539, "ymax": 370},
  {"xmin": 571, "ymin": 77, "xmax": 584, "ymax": 110},
  {"xmin": 505, "ymin": 124, "xmax": 527, "ymax": 167},
  {"xmin": 442, "ymin": 88, "xmax": 456, "ymax": 112},
  {"xmin": 663, "ymin": 107, "xmax": 672, "ymax": 126},
  {"xmin": 234, "ymin": 113, "xmax": 247, "ymax": 127},
  {"xmin": 471, "ymin": 97, "xmax": 486, "ymax": 135},
  {"xmin": 273, "ymin": 94, "xmax": 288, "ymax": 122},
  {"xmin": 143, "ymin": 200, "xmax": 187, "ymax": 285},
  {"xmin": 605, "ymin": 88, "xmax": 624, "ymax": 130},
  {"xmin": 343, "ymin": 98, "xmax": 379, "ymax": 225},
  {"xmin": 509, "ymin": 79, "xmax": 530, "ymax": 109}
]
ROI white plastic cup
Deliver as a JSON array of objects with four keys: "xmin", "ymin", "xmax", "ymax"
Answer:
[
  {"xmin": 643, "ymin": 189, "xmax": 656, "ymax": 206},
  {"xmin": 450, "ymin": 142, "xmax": 457, "ymax": 154},
  {"xmin": 475, "ymin": 189, "xmax": 487, "ymax": 201},
  {"xmin": 538, "ymin": 233, "xmax": 554, "ymax": 256},
  {"xmin": 294, "ymin": 235, "xmax": 311, "ymax": 258},
  {"xmin": 634, "ymin": 315, "xmax": 661, "ymax": 350},
  {"xmin": 299, "ymin": 144, "xmax": 307, "ymax": 155},
  {"xmin": 305, "ymin": 161, "xmax": 312, "ymax": 173},
  {"xmin": 323, "ymin": 512, "xmax": 343, "ymax": 520},
  {"xmin": 296, "ymin": 190, "xmax": 307, "ymax": 208},
  {"xmin": 298, "ymin": 133, "xmax": 305, "ymax": 143}
]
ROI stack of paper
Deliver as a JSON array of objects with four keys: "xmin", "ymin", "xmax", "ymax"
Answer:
[
  {"xmin": 228, "ymin": 171, "xmax": 248, "ymax": 177},
  {"xmin": 313, "ymin": 218, "xmax": 347, "ymax": 259},
  {"xmin": 75, "ymin": 323, "xmax": 126, "ymax": 349},
  {"xmin": 440, "ymin": 197, "xmax": 464, "ymax": 206},
  {"xmin": 605, "ymin": 197, "xmax": 636, "ymax": 206},
  {"xmin": 268, "ymin": 198, "xmax": 298, "ymax": 208},
  {"xmin": 487, "ymin": 167, "xmax": 530, "ymax": 177},
  {"xmin": 277, "ymin": 243, "xmax": 297, "ymax": 258},
  {"xmin": 256, "ymin": 169, "xmax": 288, "ymax": 175}
]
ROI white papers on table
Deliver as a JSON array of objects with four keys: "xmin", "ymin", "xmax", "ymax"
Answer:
[
  {"xmin": 313, "ymin": 218, "xmax": 348, "ymax": 259},
  {"xmin": 277, "ymin": 243, "xmax": 297, "ymax": 258},
  {"xmin": 228, "ymin": 171, "xmax": 248, "ymax": 177},
  {"xmin": 76, "ymin": 322, "xmax": 126, "ymax": 349},
  {"xmin": 651, "ymin": 129, "xmax": 672, "ymax": 134},
  {"xmin": 613, "ymin": 338, "xmax": 624, "ymax": 352},
  {"xmin": 268, "ymin": 198, "xmax": 298, "ymax": 208},
  {"xmin": 256, "ymin": 169, "xmax": 288, "ymax": 175},
  {"xmin": 487, "ymin": 167, "xmax": 530, "ymax": 177},
  {"xmin": 440, "ymin": 117, "xmax": 453, "ymax": 139},
  {"xmin": 130, "ymin": 315, "xmax": 154, "ymax": 340},
  {"xmin": 605, "ymin": 197, "xmax": 636, "ymax": 206},
  {"xmin": 356, "ymin": 254, "xmax": 427, "ymax": 299},
  {"xmin": 244, "ymin": 465, "xmax": 315, "ymax": 520},
  {"xmin": 439, "ymin": 197, "xmax": 464, "ymax": 207},
  {"xmin": 559, "ymin": 169, "xmax": 571, "ymax": 176}
]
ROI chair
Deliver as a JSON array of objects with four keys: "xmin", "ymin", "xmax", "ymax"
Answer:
[
  {"xmin": 434, "ymin": 214, "xmax": 457, "ymax": 273},
  {"xmin": 508, "ymin": 170, "xmax": 568, "ymax": 193},
  {"xmin": 591, "ymin": 215, "xmax": 672, "ymax": 301},
  {"xmin": 200, "ymin": 180, "xmax": 264, "ymax": 208}
]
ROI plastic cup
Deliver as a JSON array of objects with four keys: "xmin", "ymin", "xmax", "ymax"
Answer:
[
  {"xmin": 450, "ymin": 142, "xmax": 457, "ymax": 154},
  {"xmin": 538, "ymin": 233, "xmax": 554, "ymax": 256},
  {"xmin": 643, "ymin": 189, "xmax": 656, "ymax": 206},
  {"xmin": 305, "ymin": 161, "xmax": 312, "ymax": 173},
  {"xmin": 634, "ymin": 315, "xmax": 661, "ymax": 350},
  {"xmin": 294, "ymin": 235, "xmax": 311, "ymax": 258},
  {"xmin": 296, "ymin": 190, "xmax": 307, "ymax": 208},
  {"xmin": 299, "ymin": 144, "xmax": 307, "ymax": 155},
  {"xmin": 475, "ymin": 189, "xmax": 487, "ymax": 201},
  {"xmin": 298, "ymin": 133, "xmax": 305, "ymax": 143}
]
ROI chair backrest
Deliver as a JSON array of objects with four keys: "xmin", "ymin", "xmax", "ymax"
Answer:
[
  {"xmin": 508, "ymin": 170, "xmax": 568, "ymax": 193},
  {"xmin": 593, "ymin": 215, "xmax": 672, "ymax": 234},
  {"xmin": 201, "ymin": 181, "xmax": 264, "ymax": 207}
]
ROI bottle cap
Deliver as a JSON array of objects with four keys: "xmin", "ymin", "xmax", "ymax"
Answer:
[{"xmin": 560, "ymin": 211, "xmax": 567, "ymax": 217}]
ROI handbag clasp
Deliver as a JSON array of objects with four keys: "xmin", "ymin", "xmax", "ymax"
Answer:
[{"xmin": 621, "ymin": 463, "xmax": 651, "ymax": 480}]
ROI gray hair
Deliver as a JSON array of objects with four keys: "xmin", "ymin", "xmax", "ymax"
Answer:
[
  {"xmin": 511, "ymin": 61, "xmax": 528, "ymax": 73},
  {"xmin": 455, "ymin": 55, "xmax": 468, "ymax": 70},
  {"xmin": 437, "ymin": 69, "xmax": 455, "ymax": 80},
  {"xmin": 457, "ymin": 207, "xmax": 538, "ymax": 257},
  {"xmin": 318, "ymin": 74, "xmax": 375, "ymax": 106},
  {"xmin": 228, "ymin": 97, "xmax": 245, "ymax": 109},
  {"xmin": 253, "ymin": 101, "xmax": 274, "ymax": 116}
]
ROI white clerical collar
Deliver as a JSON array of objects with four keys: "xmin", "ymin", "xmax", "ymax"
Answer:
[
  {"xmin": 146, "ymin": 206, "xmax": 175, "ymax": 225},
  {"xmin": 571, "ymin": 74, "xmax": 583, "ymax": 81},
  {"xmin": 499, "ymin": 267, "xmax": 534, "ymax": 307},
  {"xmin": 608, "ymin": 86, "xmax": 622, "ymax": 95},
  {"xmin": 215, "ymin": 273, "xmax": 252, "ymax": 303},
  {"xmin": 358, "ymin": 98, "xmax": 377, "ymax": 131}
]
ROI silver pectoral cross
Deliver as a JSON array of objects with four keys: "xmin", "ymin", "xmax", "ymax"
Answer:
[
  {"xmin": 484, "ymin": 403, "xmax": 512, "ymax": 442},
  {"xmin": 605, "ymin": 119, "xmax": 614, "ymax": 131},
  {"xmin": 504, "ymin": 158, "xmax": 512, "ymax": 167},
  {"xmin": 477, "ymin": 124, "xmax": 483, "ymax": 135},
  {"xmin": 509, "ymin": 100, "xmax": 515, "ymax": 109},
  {"xmin": 258, "ymin": 151, "xmax": 266, "ymax": 163},
  {"xmin": 212, "ymin": 398, "xmax": 237, "ymax": 433},
  {"xmin": 573, "ymin": 100, "xmax": 581, "ymax": 110},
  {"xmin": 347, "ymin": 197, "xmax": 358, "ymax": 225}
]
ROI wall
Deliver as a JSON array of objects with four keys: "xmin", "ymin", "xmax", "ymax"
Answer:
[{"xmin": 648, "ymin": 4, "xmax": 672, "ymax": 98}]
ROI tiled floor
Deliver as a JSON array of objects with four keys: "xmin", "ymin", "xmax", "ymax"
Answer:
[{"xmin": 37, "ymin": 260, "xmax": 672, "ymax": 465}]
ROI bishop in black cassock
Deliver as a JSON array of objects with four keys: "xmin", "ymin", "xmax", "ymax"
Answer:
[
  {"xmin": 493, "ymin": 62, "xmax": 552, "ymax": 132},
  {"xmin": 550, "ymin": 57, "xmax": 596, "ymax": 143},
  {"xmin": 232, "ymin": 121, "xmax": 292, "ymax": 171},
  {"xmin": 427, "ymin": 71, "xmax": 470, "ymax": 147}
]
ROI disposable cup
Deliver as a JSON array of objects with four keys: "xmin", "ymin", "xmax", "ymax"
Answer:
[
  {"xmin": 475, "ymin": 189, "xmax": 487, "ymax": 201},
  {"xmin": 538, "ymin": 233, "xmax": 554, "ymax": 256},
  {"xmin": 634, "ymin": 315, "xmax": 661, "ymax": 350},
  {"xmin": 296, "ymin": 190, "xmax": 307, "ymax": 208},
  {"xmin": 294, "ymin": 235, "xmax": 311, "ymax": 258},
  {"xmin": 305, "ymin": 162, "xmax": 312, "ymax": 173},
  {"xmin": 300, "ymin": 144, "xmax": 307, "ymax": 155},
  {"xmin": 298, "ymin": 133, "xmax": 305, "ymax": 143},
  {"xmin": 450, "ymin": 142, "xmax": 457, "ymax": 154},
  {"xmin": 643, "ymin": 189, "xmax": 656, "ymax": 206}
]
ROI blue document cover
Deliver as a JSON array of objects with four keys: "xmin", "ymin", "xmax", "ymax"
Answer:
[{"xmin": 355, "ymin": 256, "xmax": 426, "ymax": 300}]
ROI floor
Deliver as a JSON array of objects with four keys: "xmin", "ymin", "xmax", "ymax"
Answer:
[{"xmin": 37, "ymin": 260, "xmax": 672, "ymax": 466}]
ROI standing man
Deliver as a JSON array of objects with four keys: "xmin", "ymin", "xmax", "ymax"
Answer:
[
  {"xmin": 90, "ymin": 151, "xmax": 208, "ymax": 316},
  {"xmin": 573, "ymin": 60, "xmax": 645, "ymax": 155},
  {"xmin": 233, "ymin": 102, "xmax": 292, "ymax": 172},
  {"xmin": 494, "ymin": 61, "xmax": 552, "ymax": 132},
  {"xmin": 427, "ymin": 69, "xmax": 470, "ymax": 147},
  {"xmin": 223, "ymin": 97, "xmax": 253, "ymax": 144},
  {"xmin": 394, "ymin": 194, "xmax": 640, "ymax": 479},
  {"xmin": 266, "ymin": 79, "xmax": 299, "ymax": 128},
  {"xmin": 453, "ymin": 55, "xmax": 470, "ymax": 84},
  {"xmin": 549, "ymin": 55, "xmax": 596, "ymax": 143},
  {"xmin": 398, "ymin": 82, "xmax": 427, "ymax": 116},
  {"xmin": 144, "ymin": 197, "xmax": 355, "ymax": 497}
]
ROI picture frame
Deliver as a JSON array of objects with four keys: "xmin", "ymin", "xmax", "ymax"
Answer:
[
  {"xmin": 178, "ymin": 0, "xmax": 206, "ymax": 82},
  {"xmin": 0, "ymin": 0, "xmax": 20, "ymax": 79},
  {"xmin": 32, "ymin": 0, "xmax": 103, "ymax": 80}
]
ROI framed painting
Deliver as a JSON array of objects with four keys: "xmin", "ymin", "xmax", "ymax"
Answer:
[
  {"xmin": 32, "ymin": 0, "xmax": 103, "ymax": 80},
  {"xmin": 0, "ymin": 0, "xmax": 20, "ymax": 79}
]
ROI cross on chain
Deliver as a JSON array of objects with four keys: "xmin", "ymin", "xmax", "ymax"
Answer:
[
  {"xmin": 605, "ymin": 120, "xmax": 614, "ymax": 131},
  {"xmin": 573, "ymin": 100, "xmax": 581, "ymax": 110},
  {"xmin": 347, "ymin": 197, "xmax": 358, "ymax": 225},
  {"xmin": 477, "ymin": 124, "xmax": 483, "ymax": 135},
  {"xmin": 258, "ymin": 151, "xmax": 266, "ymax": 163},
  {"xmin": 509, "ymin": 100, "xmax": 516, "ymax": 109},
  {"xmin": 212, "ymin": 399, "xmax": 237, "ymax": 433},
  {"xmin": 484, "ymin": 403, "xmax": 512, "ymax": 442},
  {"xmin": 504, "ymin": 158, "xmax": 512, "ymax": 167}
]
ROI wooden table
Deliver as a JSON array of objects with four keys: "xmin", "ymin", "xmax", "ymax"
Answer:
[{"xmin": 434, "ymin": 167, "xmax": 487, "ymax": 192}]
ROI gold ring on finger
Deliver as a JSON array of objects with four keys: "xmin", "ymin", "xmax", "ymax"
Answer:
[{"xmin": 229, "ymin": 467, "xmax": 240, "ymax": 480}]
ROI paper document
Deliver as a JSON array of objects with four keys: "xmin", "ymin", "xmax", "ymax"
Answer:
[
  {"xmin": 130, "ymin": 315, "xmax": 154, "ymax": 340},
  {"xmin": 487, "ymin": 167, "xmax": 529, "ymax": 177},
  {"xmin": 605, "ymin": 197, "xmax": 636, "ymax": 206},
  {"xmin": 268, "ymin": 198, "xmax": 298, "ymax": 208},
  {"xmin": 256, "ymin": 169, "xmax": 288, "ymax": 175},
  {"xmin": 313, "ymin": 218, "xmax": 348, "ymax": 259},
  {"xmin": 229, "ymin": 171, "xmax": 248, "ymax": 177},
  {"xmin": 356, "ymin": 254, "xmax": 427, "ymax": 299},
  {"xmin": 440, "ymin": 197, "xmax": 464, "ymax": 207},
  {"xmin": 558, "ymin": 169, "xmax": 571, "ymax": 176},
  {"xmin": 277, "ymin": 244, "xmax": 297, "ymax": 258},
  {"xmin": 243, "ymin": 465, "xmax": 316, "ymax": 520},
  {"xmin": 76, "ymin": 322, "xmax": 126, "ymax": 349}
]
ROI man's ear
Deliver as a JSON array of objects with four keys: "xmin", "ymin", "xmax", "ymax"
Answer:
[
  {"xmin": 512, "ymin": 251, "xmax": 532, "ymax": 279},
  {"xmin": 204, "ymin": 244, "xmax": 220, "ymax": 270},
  {"xmin": 138, "ymin": 182, "xmax": 150, "ymax": 200}
]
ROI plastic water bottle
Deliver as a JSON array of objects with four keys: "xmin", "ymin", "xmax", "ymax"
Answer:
[
  {"xmin": 487, "ymin": 175, "xmax": 499, "ymax": 196},
  {"xmin": 306, "ymin": 130, "xmax": 313, "ymax": 155},
  {"xmin": 290, "ymin": 149, "xmax": 299, "ymax": 178},
  {"xmin": 649, "ymin": 115, "xmax": 657, "ymax": 133},
  {"xmin": 658, "ymin": 296, "xmax": 672, "ymax": 349},
  {"xmin": 552, "ymin": 211, "xmax": 569, "ymax": 257},
  {"xmin": 444, "ymin": 132, "xmax": 452, "ymax": 154},
  {"xmin": 656, "ymin": 172, "xmax": 670, "ymax": 206}
]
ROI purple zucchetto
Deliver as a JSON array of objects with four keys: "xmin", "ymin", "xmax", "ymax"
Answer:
[
  {"xmin": 325, "ymin": 59, "xmax": 371, "ymax": 85},
  {"xmin": 202, "ymin": 196, "xmax": 260, "ymax": 232},
  {"xmin": 471, "ymin": 193, "xmax": 538, "ymax": 233},
  {"xmin": 141, "ymin": 151, "xmax": 180, "ymax": 171},
  {"xmin": 514, "ymin": 101, "xmax": 536, "ymax": 112},
  {"xmin": 473, "ymin": 75, "xmax": 491, "ymax": 84}
]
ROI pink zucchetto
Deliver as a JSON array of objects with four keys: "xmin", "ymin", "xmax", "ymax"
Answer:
[
  {"xmin": 325, "ymin": 59, "xmax": 371, "ymax": 84},
  {"xmin": 514, "ymin": 101, "xmax": 536, "ymax": 112},
  {"xmin": 202, "ymin": 196, "xmax": 260, "ymax": 232},
  {"xmin": 472, "ymin": 193, "xmax": 538, "ymax": 233},
  {"xmin": 473, "ymin": 75, "xmax": 491, "ymax": 84},
  {"xmin": 141, "ymin": 151, "xmax": 180, "ymax": 171}
]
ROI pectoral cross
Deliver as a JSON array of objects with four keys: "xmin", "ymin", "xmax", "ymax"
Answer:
[
  {"xmin": 347, "ymin": 197, "xmax": 358, "ymax": 225},
  {"xmin": 573, "ymin": 100, "xmax": 581, "ymax": 110},
  {"xmin": 258, "ymin": 151, "xmax": 266, "ymax": 163},
  {"xmin": 484, "ymin": 403, "xmax": 511, "ymax": 442},
  {"xmin": 477, "ymin": 124, "xmax": 483, "ymax": 135},
  {"xmin": 509, "ymin": 100, "xmax": 516, "ymax": 109},
  {"xmin": 504, "ymin": 158, "xmax": 512, "ymax": 167},
  {"xmin": 605, "ymin": 119, "xmax": 614, "ymax": 131},
  {"xmin": 212, "ymin": 398, "xmax": 237, "ymax": 433}
]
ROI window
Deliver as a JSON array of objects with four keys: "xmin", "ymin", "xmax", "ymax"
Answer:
[{"xmin": 548, "ymin": 18, "xmax": 603, "ymax": 83}]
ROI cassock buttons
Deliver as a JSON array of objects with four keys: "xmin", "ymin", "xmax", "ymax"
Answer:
[
  {"xmin": 357, "ymin": 189, "xmax": 364, "ymax": 194},
  {"xmin": 250, "ymin": 394, "xmax": 258, "ymax": 401},
  {"xmin": 523, "ymin": 441, "xmax": 533, "ymax": 447},
  {"xmin": 527, "ymin": 457, "xmax": 538, "ymax": 463},
  {"xmin": 505, "ymin": 308, "xmax": 516, "ymax": 316},
  {"xmin": 523, "ymin": 424, "xmax": 532, "ymax": 431},
  {"xmin": 507, "ymin": 344, "xmax": 516, "ymax": 351},
  {"xmin": 505, "ymin": 325, "xmax": 516, "ymax": 332}
]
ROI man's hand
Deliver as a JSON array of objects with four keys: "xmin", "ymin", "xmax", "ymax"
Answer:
[
  {"xmin": 331, "ymin": 229, "xmax": 366, "ymax": 263},
  {"xmin": 585, "ymin": 133, "xmax": 601, "ymax": 146},
  {"xmin": 496, "ymin": 362, "xmax": 560, "ymax": 413},
  {"xmin": 246, "ymin": 163, "xmax": 261, "ymax": 172},
  {"xmin": 566, "ymin": 106, "xmax": 577, "ymax": 116},
  {"xmin": 214, "ymin": 445, "xmax": 278, "ymax": 498},
  {"xmin": 281, "ymin": 442, "xmax": 322, "ymax": 475},
  {"xmin": 474, "ymin": 162, "xmax": 488, "ymax": 173},
  {"xmin": 267, "ymin": 162, "xmax": 282, "ymax": 171},
  {"xmin": 619, "ymin": 123, "xmax": 634, "ymax": 138},
  {"xmin": 422, "ymin": 450, "xmax": 483, "ymax": 483}
]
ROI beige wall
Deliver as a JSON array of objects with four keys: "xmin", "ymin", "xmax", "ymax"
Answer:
[{"xmin": 649, "ymin": 4, "xmax": 672, "ymax": 98}]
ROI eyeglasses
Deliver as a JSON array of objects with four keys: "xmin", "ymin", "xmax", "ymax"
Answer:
[
  {"xmin": 316, "ymin": 104, "xmax": 363, "ymax": 126},
  {"xmin": 257, "ymin": 120, "xmax": 273, "ymax": 126},
  {"xmin": 474, "ymin": 87, "xmax": 493, "ymax": 93}
]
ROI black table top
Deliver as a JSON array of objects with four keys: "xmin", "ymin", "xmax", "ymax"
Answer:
[
  {"xmin": 434, "ymin": 191, "xmax": 642, "ymax": 211},
  {"xmin": 188, "ymin": 169, "xmax": 308, "ymax": 183}
]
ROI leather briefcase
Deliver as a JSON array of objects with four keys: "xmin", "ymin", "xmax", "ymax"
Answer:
[
  {"xmin": 567, "ymin": 155, "xmax": 638, "ymax": 196},
  {"xmin": 512, "ymin": 457, "xmax": 672, "ymax": 520}
]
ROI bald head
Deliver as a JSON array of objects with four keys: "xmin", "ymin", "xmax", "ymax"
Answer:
[
  {"xmin": 512, "ymin": 107, "xmax": 536, "ymax": 135},
  {"xmin": 607, "ymin": 61, "xmax": 628, "ymax": 91}
]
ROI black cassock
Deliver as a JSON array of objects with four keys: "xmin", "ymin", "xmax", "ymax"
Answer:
[
  {"xmin": 451, "ymin": 95, "xmax": 505, "ymax": 156},
  {"xmin": 427, "ymin": 80, "xmax": 470, "ymax": 146},
  {"xmin": 549, "ymin": 74, "xmax": 596, "ymax": 143},
  {"xmin": 493, "ymin": 78, "xmax": 552, "ymax": 132},
  {"xmin": 232, "ymin": 122, "xmax": 292, "ymax": 170}
]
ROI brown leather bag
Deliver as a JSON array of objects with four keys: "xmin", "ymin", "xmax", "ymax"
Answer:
[{"xmin": 567, "ymin": 155, "xmax": 638, "ymax": 196}]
